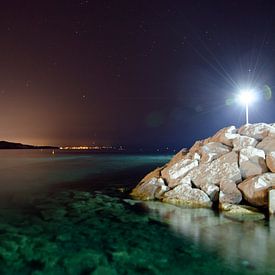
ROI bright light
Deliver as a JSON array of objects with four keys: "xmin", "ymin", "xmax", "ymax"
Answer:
[
  {"xmin": 237, "ymin": 89, "xmax": 257, "ymax": 125},
  {"xmin": 238, "ymin": 89, "xmax": 256, "ymax": 105}
]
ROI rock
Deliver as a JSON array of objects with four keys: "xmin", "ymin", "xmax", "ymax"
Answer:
[
  {"xmin": 200, "ymin": 182, "xmax": 219, "ymax": 201},
  {"xmin": 189, "ymin": 151, "xmax": 242, "ymax": 188},
  {"xmin": 131, "ymin": 168, "xmax": 169, "ymax": 200},
  {"xmin": 269, "ymin": 189, "xmax": 275, "ymax": 214},
  {"xmin": 200, "ymin": 142, "xmax": 231, "ymax": 163},
  {"xmin": 219, "ymin": 179, "xmax": 242, "ymax": 204},
  {"xmin": 232, "ymin": 135, "xmax": 258, "ymax": 151},
  {"xmin": 163, "ymin": 184, "xmax": 212, "ymax": 208},
  {"xmin": 140, "ymin": 166, "xmax": 163, "ymax": 183},
  {"xmin": 154, "ymin": 185, "xmax": 170, "ymax": 199},
  {"xmin": 257, "ymin": 136, "xmax": 275, "ymax": 153},
  {"xmin": 239, "ymin": 147, "xmax": 267, "ymax": 178},
  {"xmin": 166, "ymin": 148, "xmax": 188, "ymax": 167},
  {"xmin": 161, "ymin": 159, "xmax": 199, "ymax": 188},
  {"xmin": 210, "ymin": 126, "xmax": 238, "ymax": 146},
  {"xmin": 238, "ymin": 173, "xmax": 275, "ymax": 207},
  {"xmin": 266, "ymin": 152, "xmax": 275, "ymax": 172},
  {"xmin": 238, "ymin": 123, "xmax": 275, "ymax": 141},
  {"xmin": 220, "ymin": 203, "xmax": 265, "ymax": 221},
  {"xmin": 189, "ymin": 140, "xmax": 204, "ymax": 155}
]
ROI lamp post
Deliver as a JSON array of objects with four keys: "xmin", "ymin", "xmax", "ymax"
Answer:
[{"xmin": 237, "ymin": 89, "xmax": 256, "ymax": 125}]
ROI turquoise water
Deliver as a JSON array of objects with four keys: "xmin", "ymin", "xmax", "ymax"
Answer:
[{"xmin": 0, "ymin": 150, "xmax": 274, "ymax": 274}]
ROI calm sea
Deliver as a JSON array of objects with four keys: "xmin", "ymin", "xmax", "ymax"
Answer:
[{"xmin": 0, "ymin": 149, "xmax": 274, "ymax": 274}]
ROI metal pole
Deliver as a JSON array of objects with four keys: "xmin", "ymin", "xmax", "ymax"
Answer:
[{"xmin": 245, "ymin": 103, "xmax": 249, "ymax": 124}]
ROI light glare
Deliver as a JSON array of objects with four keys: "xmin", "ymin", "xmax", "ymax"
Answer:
[{"xmin": 238, "ymin": 89, "xmax": 256, "ymax": 105}]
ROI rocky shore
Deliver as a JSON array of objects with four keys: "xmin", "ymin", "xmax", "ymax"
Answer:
[{"xmin": 131, "ymin": 123, "xmax": 275, "ymax": 220}]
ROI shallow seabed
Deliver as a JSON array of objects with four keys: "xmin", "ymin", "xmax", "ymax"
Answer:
[{"xmin": 0, "ymin": 150, "xmax": 274, "ymax": 274}]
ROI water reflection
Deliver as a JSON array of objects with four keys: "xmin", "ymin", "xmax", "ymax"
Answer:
[{"xmin": 139, "ymin": 201, "xmax": 275, "ymax": 273}]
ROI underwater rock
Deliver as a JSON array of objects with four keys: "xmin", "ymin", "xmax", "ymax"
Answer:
[{"xmin": 220, "ymin": 203, "xmax": 265, "ymax": 221}]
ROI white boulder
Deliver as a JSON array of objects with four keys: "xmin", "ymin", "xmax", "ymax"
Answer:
[
  {"xmin": 232, "ymin": 135, "xmax": 258, "ymax": 151},
  {"xmin": 239, "ymin": 147, "xmax": 267, "ymax": 178},
  {"xmin": 238, "ymin": 173, "xmax": 275, "ymax": 207},
  {"xmin": 163, "ymin": 184, "xmax": 212, "ymax": 208},
  {"xmin": 200, "ymin": 142, "xmax": 230, "ymax": 163},
  {"xmin": 238, "ymin": 123, "xmax": 275, "ymax": 141},
  {"xmin": 210, "ymin": 126, "xmax": 238, "ymax": 146},
  {"xmin": 161, "ymin": 159, "xmax": 198, "ymax": 188}
]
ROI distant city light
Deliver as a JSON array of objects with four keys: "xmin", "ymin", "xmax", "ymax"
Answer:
[{"xmin": 237, "ymin": 89, "xmax": 256, "ymax": 124}]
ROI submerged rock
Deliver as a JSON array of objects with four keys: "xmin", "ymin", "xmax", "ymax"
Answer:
[{"xmin": 220, "ymin": 203, "xmax": 265, "ymax": 221}]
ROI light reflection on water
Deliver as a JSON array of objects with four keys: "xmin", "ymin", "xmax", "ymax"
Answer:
[{"xmin": 140, "ymin": 201, "xmax": 275, "ymax": 273}]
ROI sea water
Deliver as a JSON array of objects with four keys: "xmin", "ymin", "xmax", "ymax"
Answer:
[{"xmin": 0, "ymin": 150, "xmax": 274, "ymax": 274}]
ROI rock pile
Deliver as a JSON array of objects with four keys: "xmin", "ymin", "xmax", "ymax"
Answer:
[{"xmin": 131, "ymin": 123, "xmax": 275, "ymax": 213}]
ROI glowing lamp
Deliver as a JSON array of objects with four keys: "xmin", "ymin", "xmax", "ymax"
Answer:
[{"xmin": 237, "ymin": 89, "xmax": 256, "ymax": 124}]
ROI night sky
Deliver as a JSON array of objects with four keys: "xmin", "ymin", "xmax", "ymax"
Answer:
[{"xmin": 1, "ymin": 1, "xmax": 275, "ymax": 149}]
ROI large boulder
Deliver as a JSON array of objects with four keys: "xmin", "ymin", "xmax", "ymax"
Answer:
[
  {"xmin": 188, "ymin": 151, "xmax": 242, "ymax": 188},
  {"xmin": 200, "ymin": 142, "xmax": 231, "ymax": 163},
  {"xmin": 238, "ymin": 173, "xmax": 275, "ymax": 207},
  {"xmin": 210, "ymin": 126, "xmax": 238, "ymax": 146},
  {"xmin": 238, "ymin": 123, "xmax": 275, "ymax": 141},
  {"xmin": 162, "ymin": 184, "xmax": 212, "ymax": 208},
  {"xmin": 232, "ymin": 135, "xmax": 258, "ymax": 151},
  {"xmin": 131, "ymin": 167, "xmax": 169, "ymax": 200},
  {"xmin": 161, "ymin": 159, "xmax": 199, "ymax": 188},
  {"xmin": 219, "ymin": 179, "xmax": 242, "ymax": 204},
  {"xmin": 257, "ymin": 136, "xmax": 275, "ymax": 153},
  {"xmin": 266, "ymin": 152, "xmax": 275, "ymax": 172},
  {"xmin": 239, "ymin": 147, "xmax": 267, "ymax": 179}
]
